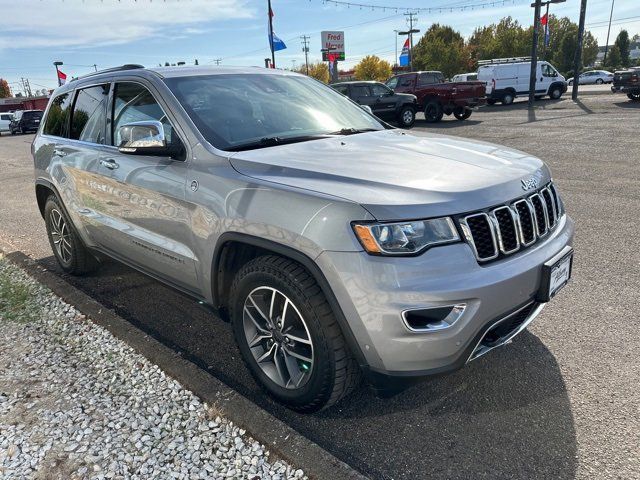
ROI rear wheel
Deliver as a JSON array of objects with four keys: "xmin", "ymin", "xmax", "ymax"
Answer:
[
  {"xmin": 397, "ymin": 105, "xmax": 416, "ymax": 128},
  {"xmin": 453, "ymin": 107, "xmax": 472, "ymax": 121},
  {"xmin": 595, "ymin": 78, "xmax": 604, "ymax": 85},
  {"xmin": 44, "ymin": 195, "xmax": 98, "ymax": 275},
  {"xmin": 627, "ymin": 92, "xmax": 640, "ymax": 102},
  {"xmin": 501, "ymin": 92, "xmax": 514, "ymax": 105},
  {"xmin": 230, "ymin": 255, "xmax": 360, "ymax": 412},
  {"xmin": 424, "ymin": 100, "xmax": 444, "ymax": 123}
]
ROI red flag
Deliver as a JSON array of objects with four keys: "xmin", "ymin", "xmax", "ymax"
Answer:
[
  {"xmin": 540, "ymin": 13, "xmax": 548, "ymax": 26},
  {"xmin": 57, "ymin": 70, "xmax": 67, "ymax": 85},
  {"xmin": 269, "ymin": 7, "xmax": 274, "ymax": 18}
]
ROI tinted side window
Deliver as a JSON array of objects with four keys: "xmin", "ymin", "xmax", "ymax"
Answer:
[
  {"xmin": 351, "ymin": 85, "xmax": 371, "ymax": 97},
  {"xmin": 386, "ymin": 77, "xmax": 398, "ymax": 89},
  {"xmin": 112, "ymin": 82, "xmax": 176, "ymax": 146},
  {"xmin": 333, "ymin": 85, "xmax": 349, "ymax": 95},
  {"xmin": 44, "ymin": 93, "xmax": 73, "ymax": 138},
  {"xmin": 70, "ymin": 85, "xmax": 109, "ymax": 144},
  {"xmin": 371, "ymin": 84, "xmax": 390, "ymax": 96},
  {"xmin": 542, "ymin": 64, "xmax": 557, "ymax": 77},
  {"xmin": 417, "ymin": 73, "xmax": 434, "ymax": 86},
  {"xmin": 1, "ymin": 114, "xmax": 11, "ymax": 121}
]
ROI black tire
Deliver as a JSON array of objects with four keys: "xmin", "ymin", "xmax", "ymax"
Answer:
[
  {"xmin": 453, "ymin": 107, "xmax": 472, "ymax": 121},
  {"xmin": 20, "ymin": 127, "xmax": 26, "ymax": 134},
  {"xmin": 627, "ymin": 92, "xmax": 640, "ymax": 102},
  {"xmin": 230, "ymin": 255, "xmax": 360, "ymax": 413},
  {"xmin": 596, "ymin": 78, "xmax": 604, "ymax": 85},
  {"xmin": 501, "ymin": 92, "xmax": 515, "ymax": 105},
  {"xmin": 486, "ymin": 99, "xmax": 497, "ymax": 106},
  {"xmin": 397, "ymin": 105, "xmax": 416, "ymax": 128},
  {"xmin": 424, "ymin": 100, "xmax": 444, "ymax": 123},
  {"xmin": 44, "ymin": 195, "xmax": 98, "ymax": 275},
  {"xmin": 549, "ymin": 86, "xmax": 562, "ymax": 100}
]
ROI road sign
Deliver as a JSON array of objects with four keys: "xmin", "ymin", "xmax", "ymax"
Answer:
[{"xmin": 321, "ymin": 31, "xmax": 345, "ymax": 61}]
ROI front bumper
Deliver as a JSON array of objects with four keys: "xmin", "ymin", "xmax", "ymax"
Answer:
[
  {"xmin": 315, "ymin": 214, "xmax": 574, "ymax": 378},
  {"xmin": 611, "ymin": 85, "xmax": 640, "ymax": 93}
]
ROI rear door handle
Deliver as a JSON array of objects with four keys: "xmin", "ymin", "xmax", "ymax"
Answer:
[
  {"xmin": 53, "ymin": 149, "xmax": 67, "ymax": 157},
  {"xmin": 100, "ymin": 158, "xmax": 119, "ymax": 170}
]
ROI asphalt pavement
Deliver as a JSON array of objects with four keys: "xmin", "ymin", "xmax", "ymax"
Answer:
[{"xmin": 0, "ymin": 93, "xmax": 638, "ymax": 479}]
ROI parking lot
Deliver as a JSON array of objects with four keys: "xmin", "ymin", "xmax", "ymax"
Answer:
[{"xmin": 1, "ymin": 94, "xmax": 638, "ymax": 479}]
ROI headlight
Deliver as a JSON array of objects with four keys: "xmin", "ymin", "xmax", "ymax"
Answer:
[{"xmin": 352, "ymin": 217, "xmax": 460, "ymax": 255}]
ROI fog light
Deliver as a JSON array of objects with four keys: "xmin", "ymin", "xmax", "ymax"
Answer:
[{"xmin": 402, "ymin": 304, "xmax": 466, "ymax": 332}]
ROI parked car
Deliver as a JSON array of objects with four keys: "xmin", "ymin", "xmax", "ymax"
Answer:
[
  {"xmin": 477, "ymin": 57, "xmax": 567, "ymax": 105},
  {"xmin": 10, "ymin": 109, "xmax": 44, "ymax": 134},
  {"xmin": 0, "ymin": 112, "xmax": 12, "ymax": 134},
  {"xmin": 385, "ymin": 71, "xmax": 486, "ymax": 122},
  {"xmin": 611, "ymin": 68, "xmax": 640, "ymax": 101},
  {"xmin": 331, "ymin": 81, "xmax": 418, "ymax": 128},
  {"xmin": 33, "ymin": 65, "xmax": 574, "ymax": 412},
  {"xmin": 567, "ymin": 70, "xmax": 613, "ymax": 86},
  {"xmin": 451, "ymin": 73, "xmax": 478, "ymax": 82}
]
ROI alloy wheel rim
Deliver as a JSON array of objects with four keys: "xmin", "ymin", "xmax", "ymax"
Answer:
[
  {"xmin": 403, "ymin": 110, "xmax": 413, "ymax": 124},
  {"xmin": 50, "ymin": 208, "xmax": 72, "ymax": 264},
  {"xmin": 242, "ymin": 286, "xmax": 314, "ymax": 389}
]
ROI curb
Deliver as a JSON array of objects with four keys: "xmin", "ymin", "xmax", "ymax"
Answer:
[{"xmin": 3, "ymin": 250, "xmax": 368, "ymax": 480}]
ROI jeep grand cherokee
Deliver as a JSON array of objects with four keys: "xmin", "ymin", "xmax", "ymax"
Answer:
[{"xmin": 32, "ymin": 65, "xmax": 574, "ymax": 412}]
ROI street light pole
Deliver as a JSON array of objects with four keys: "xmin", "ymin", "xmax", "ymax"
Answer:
[
  {"xmin": 603, "ymin": 0, "xmax": 615, "ymax": 65},
  {"xmin": 53, "ymin": 61, "xmax": 63, "ymax": 87},
  {"xmin": 394, "ymin": 29, "xmax": 399, "ymax": 71},
  {"xmin": 267, "ymin": 0, "xmax": 276, "ymax": 68}
]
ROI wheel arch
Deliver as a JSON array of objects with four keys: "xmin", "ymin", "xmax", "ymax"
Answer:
[
  {"xmin": 211, "ymin": 232, "xmax": 368, "ymax": 368},
  {"xmin": 35, "ymin": 178, "xmax": 62, "ymax": 219}
]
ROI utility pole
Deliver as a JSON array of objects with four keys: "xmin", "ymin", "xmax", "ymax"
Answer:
[
  {"xmin": 528, "ymin": 0, "xmax": 542, "ymax": 108},
  {"xmin": 267, "ymin": 0, "xmax": 276, "ymax": 68},
  {"xmin": 93, "ymin": 64, "xmax": 98, "ymax": 72},
  {"xmin": 403, "ymin": 12, "xmax": 418, "ymax": 71},
  {"xmin": 572, "ymin": 0, "xmax": 588, "ymax": 100},
  {"xmin": 301, "ymin": 35, "xmax": 310, "ymax": 75},
  {"xmin": 603, "ymin": 0, "xmax": 615, "ymax": 65},
  {"xmin": 25, "ymin": 79, "xmax": 32, "ymax": 97},
  {"xmin": 53, "ymin": 61, "xmax": 63, "ymax": 87},
  {"xmin": 213, "ymin": 58, "xmax": 222, "ymax": 65}
]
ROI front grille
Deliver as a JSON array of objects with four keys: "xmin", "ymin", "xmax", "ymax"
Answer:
[{"xmin": 459, "ymin": 182, "xmax": 563, "ymax": 263}]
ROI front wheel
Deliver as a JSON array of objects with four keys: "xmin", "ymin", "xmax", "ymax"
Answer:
[
  {"xmin": 397, "ymin": 105, "xmax": 416, "ymax": 128},
  {"xmin": 44, "ymin": 195, "xmax": 98, "ymax": 275},
  {"xmin": 453, "ymin": 107, "xmax": 472, "ymax": 121},
  {"xmin": 501, "ymin": 92, "xmax": 514, "ymax": 105},
  {"xmin": 230, "ymin": 256, "xmax": 360, "ymax": 412},
  {"xmin": 424, "ymin": 100, "xmax": 444, "ymax": 123},
  {"xmin": 596, "ymin": 78, "xmax": 604, "ymax": 85},
  {"xmin": 627, "ymin": 92, "xmax": 640, "ymax": 102},
  {"xmin": 549, "ymin": 86, "xmax": 563, "ymax": 100}
]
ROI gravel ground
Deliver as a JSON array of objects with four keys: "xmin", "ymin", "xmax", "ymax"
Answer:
[{"xmin": 0, "ymin": 259, "xmax": 306, "ymax": 480}]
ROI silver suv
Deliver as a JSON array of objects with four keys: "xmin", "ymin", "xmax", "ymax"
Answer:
[{"xmin": 32, "ymin": 65, "xmax": 574, "ymax": 412}]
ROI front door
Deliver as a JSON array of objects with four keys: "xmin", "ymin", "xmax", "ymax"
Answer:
[
  {"xmin": 96, "ymin": 81, "xmax": 199, "ymax": 292},
  {"xmin": 538, "ymin": 63, "xmax": 559, "ymax": 94},
  {"xmin": 369, "ymin": 83, "xmax": 397, "ymax": 119},
  {"xmin": 350, "ymin": 84, "xmax": 376, "ymax": 111}
]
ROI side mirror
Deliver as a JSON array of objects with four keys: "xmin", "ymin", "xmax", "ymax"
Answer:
[
  {"xmin": 117, "ymin": 120, "xmax": 181, "ymax": 157},
  {"xmin": 386, "ymin": 89, "xmax": 395, "ymax": 95}
]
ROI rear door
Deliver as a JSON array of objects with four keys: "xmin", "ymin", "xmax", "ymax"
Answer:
[{"xmin": 96, "ymin": 80, "xmax": 199, "ymax": 291}]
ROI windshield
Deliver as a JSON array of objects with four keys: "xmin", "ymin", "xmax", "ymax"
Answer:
[{"xmin": 165, "ymin": 73, "xmax": 384, "ymax": 151}]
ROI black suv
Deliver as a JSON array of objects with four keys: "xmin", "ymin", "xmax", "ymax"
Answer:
[
  {"xmin": 332, "ymin": 81, "xmax": 417, "ymax": 128},
  {"xmin": 611, "ymin": 68, "xmax": 640, "ymax": 101},
  {"xmin": 10, "ymin": 110, "xmax": 44, "ymax": 134}
]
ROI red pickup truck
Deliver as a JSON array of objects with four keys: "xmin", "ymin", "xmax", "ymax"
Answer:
[{"xmin": 386, "ymin": 71, "xmax": 486, "ymax": 123}]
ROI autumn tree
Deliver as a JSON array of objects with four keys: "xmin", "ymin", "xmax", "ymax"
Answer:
[
  {"xmin": 605, "ymin": 45, "xmax": 622, "ymax": 70},
  {"xmin": 413, "ymin": 24, "xmax": 468, "ymax": 77},
  {"xmin": 615, "ymin": 30, "xmax": 630, "ymax": 67},
  {"xmin": 353, "ymin": 55, "xmax": 392, "ymax": 82},
  {"xmin": 297, "ymin": 62, "xmax": 329, "ymax": 83},
  {"xmin": 0, "ymin": 78, "xmax": 11, "ymax": 98}
]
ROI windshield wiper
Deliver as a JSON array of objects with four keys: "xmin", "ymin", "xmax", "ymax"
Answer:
[
  {"xmin": 227, "ymin": 134, "xmax": 332, "ymax": 152},
  {"xmin": 329, "ymin": 127, "xmax": 380, "ymax": 135}
]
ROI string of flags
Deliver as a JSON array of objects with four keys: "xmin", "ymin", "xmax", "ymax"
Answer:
[{"xmin": 317, "ymin": 0, "xmax": 519, "ymax": 14}]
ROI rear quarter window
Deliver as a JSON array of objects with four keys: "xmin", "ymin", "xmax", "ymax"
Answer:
[{"xmin": 44, "ymin": 93, "xmax": 73, "ymax": 138}]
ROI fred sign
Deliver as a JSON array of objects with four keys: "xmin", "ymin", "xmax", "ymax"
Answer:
[{"xmin": 321, "ymin": 31, "xmax": 345, "ymax": 61}]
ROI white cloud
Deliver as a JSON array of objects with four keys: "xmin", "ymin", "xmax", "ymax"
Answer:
[{"xmin": 0, "ymin": 0, "xmax": 254, "ymax": 50}]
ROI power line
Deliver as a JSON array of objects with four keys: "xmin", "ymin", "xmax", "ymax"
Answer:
[{"xmin": 316, "ymin": 0, "xmax": 521, "ymax": 14}]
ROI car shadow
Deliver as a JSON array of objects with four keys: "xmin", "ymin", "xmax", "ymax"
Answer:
[
  {"xmin": 614, "ymin": 101, "xmax": 640, "ymax": 108},
  {"xmin": 38, "ymin": 256, "xmax": 578, "ymax": 480},
  {"xmin": 414, "ymin": 119, "xmax": 483, "ymax": 128}
]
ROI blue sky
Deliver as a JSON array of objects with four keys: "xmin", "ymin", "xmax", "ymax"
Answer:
[{"xmin": 1, "ymin": 0, "xmax": 638, "ymax": 94}]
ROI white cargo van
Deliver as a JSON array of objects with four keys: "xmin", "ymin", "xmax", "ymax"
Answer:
[{"xmin": 477, "ymin": 57, "xmax": 567, "ymax": 105}]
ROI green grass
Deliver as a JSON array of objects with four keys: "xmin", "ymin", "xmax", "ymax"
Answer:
[{"xmin": 0, "ymin": 260, "xmax": 42, "ymax": 323}]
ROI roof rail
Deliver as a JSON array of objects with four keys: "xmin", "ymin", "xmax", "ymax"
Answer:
[
  {"xmin": 69, "ymin": 64, "xmax": 145, "ymax": 82},
  {"xmin": 477, "ymin": 57, "xmax": 532, "ymax": 66}
]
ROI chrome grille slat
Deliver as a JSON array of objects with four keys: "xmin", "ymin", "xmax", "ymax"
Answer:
[{"xmin": 459, "ymin": 182, "xmax": 562, "ymax": 263}]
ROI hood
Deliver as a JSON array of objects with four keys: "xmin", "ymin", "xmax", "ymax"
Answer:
[{"xmin": 229, "ymin": 129, "xmax": 550, "ymax": 220}]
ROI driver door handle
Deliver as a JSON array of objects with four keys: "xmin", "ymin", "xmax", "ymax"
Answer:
[
  {"xmin": 100, "ymin": 158, "xmax": 119, "ymax": 170},
  {"xmin": 53, "ymin": 149, "xmax": 67, "ymax": 157}
]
